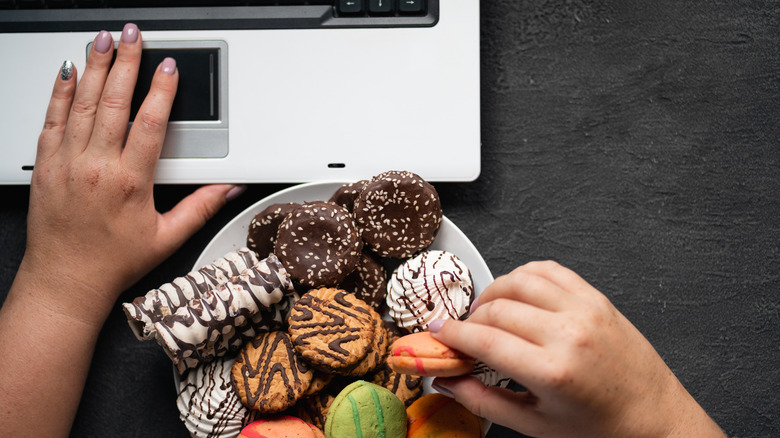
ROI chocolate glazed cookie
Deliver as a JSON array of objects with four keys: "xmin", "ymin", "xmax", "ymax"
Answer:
[
  {"xmin": 231, "ymin": 331, "xmax": 313, "ymax": 413},
  {"xmin": 353, "ymin": 171, "xmax": 443, "ymax": 259},
  {"xmin": 328, "ymin": 180, "xmax": 368, "ymax": 213},
  {"xmin": 275, "ymin": 202, "xmax": 363, "ymax": 288},
  {"xmin": 339, "ymin": 251, "xmax": 388, "ymax": 311},
  {"xmin": 287, "ymin": 288, "xmax": 375, "ymax": 372},
  {"xmin": 247, "ymin": 202, "xmax": 301, "ymax": 258}
]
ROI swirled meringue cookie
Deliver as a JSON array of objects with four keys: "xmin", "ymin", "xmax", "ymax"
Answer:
[
  {"xmin": 386, "ymin": 250, "xmax": 474, "ymax": 333},
  {"xmin": 177, "ymin": 357, "xmax": 259, "ymax": 438}
]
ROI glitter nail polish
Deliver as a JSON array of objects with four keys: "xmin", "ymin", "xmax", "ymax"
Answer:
[{"xmin": 60, "ymin": 60, "xmax": 74, "ymax": 81}]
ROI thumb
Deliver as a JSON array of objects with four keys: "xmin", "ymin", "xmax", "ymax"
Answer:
[
  {"xmin": 432, "ymin": 376, "xmax": 545, "ymax": 436},
  {"xmin": 157, "ymin": 184, "xmax": 246, "ymax": 252}
]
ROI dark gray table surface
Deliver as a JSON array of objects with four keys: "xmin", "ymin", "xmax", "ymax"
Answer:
[{"xmin": 1, "ymin": 1, "xmax": 778, "ymax": 437}]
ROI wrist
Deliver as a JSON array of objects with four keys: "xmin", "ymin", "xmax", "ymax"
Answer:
[
  {"xmin": 656, "ymin": 374, "xmax": 726, "ymax": 438},
  {"xmin": 663, "ymin": 388, "xmax": 726, "ymax": 438},
  {"xmin": 12, "ymin": 255, "xmax": 117, "ymax": 329}
]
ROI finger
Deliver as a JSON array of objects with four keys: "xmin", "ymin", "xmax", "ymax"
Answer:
[
  {"xmin": 36, "ymin": 60, "xmax": 78, "ymax": 164},
  {"xmin": 122, "ymin": 57, "xmax": 178, "ymax": 180},
  {"xmin": 88, "ymin": 23, "xmax": 142, "ymax": 155},
  {"xmin": 467, "ymin": 298, "xmax": 555, "ymax": 345},
  {"xmin": 431, "ymin": 376, "xmax": 548, "ymax": 436},
  {"xmin": 430, "ymin": 319, "xmax": 544, "ymax": 385},
  {"xmin": 517, "ymin": 260, "xmax": 599, "ymax": 298},
  {"xmin": 478, "ymin": 267, "xmax": 571, "ymax": 312},
  {"xmin": 155, "ymin": 184, "xmax": 241, "ymax": 253},
  {"xmin": 61, "ymin": 29, "xmax": 114, "ymax": 156}
]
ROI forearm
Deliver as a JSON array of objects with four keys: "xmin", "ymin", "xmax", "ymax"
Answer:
[
  {"xmin": 0, "ymin": 269, "xmax": 113, "ymax": 437},
  {"xmin": 664, "ymin": 381, "xmax": 726, "ymax": 438}
]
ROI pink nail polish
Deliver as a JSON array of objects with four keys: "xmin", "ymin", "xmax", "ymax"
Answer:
[
  {"xmin": 428, "ymin": 319, "xmax": 445, "ymax": 333},
  {"xmin": 431, "ymin": 381, "xmax": 454, "ymax": 398},
  {"xmin": 94, "ymin": 30, "xmax": 112, "ymax": 54},
  {"xmin": 469, "ymin": 296, "xmax": 480, "ymax": 313},
  {"xmin": 225, "ymin": 185, "xmax": 247, "ymax": 202},
  {"xmin": 160, "ymin": 57, "xmax": 176, "ymax": 75},
  {"xmin": 121, "ymin": 23, "xmax": 138, "ymax": 44}
]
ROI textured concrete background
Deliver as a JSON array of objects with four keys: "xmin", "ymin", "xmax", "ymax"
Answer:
[{"xmin": 1, "ymin": 1, "xmax": 778, "ymax": 437}]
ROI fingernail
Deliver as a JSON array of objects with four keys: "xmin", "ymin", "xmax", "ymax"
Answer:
[
  {"xmin": 60, "ymin": 60, "xmax": 74, "ymax": 81},
  {"xmin": 431, "ymin": 381, "xmax": 454, "ymax": 398},
  {"xmin": 94, "ymin": 30, "xmax": 112, "ymax": 54},
  {"xmin": 428, "ymin": 319, "xmax": 445, "ymax": 333},
  {"xmin": 225, "ymin": 185, "xmax": 247, "ymax": 202},
  {"xmin": 160, "ymin": 57, "xmax": 177, "ymax": 75},
  {"xmin": 121, "ymin": 23, "xmax": 139, "ymax": 44},
  {"xmin": 469, "ymin": 296, "xmax": 480, "ymax": 314}
]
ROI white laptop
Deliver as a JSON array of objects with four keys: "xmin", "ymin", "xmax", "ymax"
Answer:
[{"xmin": 0, "ymin": 0, "xmax": 480, "ymax": 184}]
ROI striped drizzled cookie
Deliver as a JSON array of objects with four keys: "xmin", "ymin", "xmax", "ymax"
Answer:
[
  {"xmin": 346, "ymin": 306, "xmax": 390, "ymax": 377},
  {"xmin": 288, "ymin": 288, "xmax": 375, "ymax": 372},
  {"xmin": 231, "ymin": 330, "xmax": 313, "ymax": 413}
]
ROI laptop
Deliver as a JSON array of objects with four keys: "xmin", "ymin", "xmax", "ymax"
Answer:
[{"xmin": 0, "ymin": 0, "xmax": 480, "ymax": 185}]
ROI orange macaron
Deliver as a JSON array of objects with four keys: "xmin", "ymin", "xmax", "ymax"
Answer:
[
  {"xmin": 238, "ymin": 415, "xmax": 320, "ymax": 438},
  {"xmin": 387, "ymin": 331, "xmax": 475, "ymax": 377},
  {"xmin": 407, "ymin": 393, "xmax": 485, "ymax": 438}
]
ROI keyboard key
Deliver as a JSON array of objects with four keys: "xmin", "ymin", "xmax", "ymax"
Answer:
[
  {"xmin": 18, "ymin": 0, "xmax": 45, "ymax": 7},
  {"xmin": 72, "ymin": 0, "xmax": 102, "ymax": 6},
  {"xmin": 338, "ymin": 0, "xmax": 363, "ymax": 14},
  {"xmin": 368, "ymin": 0, "xmax": 391, "ymax": 14},
  {"xmin": 47, "ymin": 0, "xmax": 74, "ymax": 7},
  {"xmin": 398, "ymin": 0, "xmax": 423, "ymax": 14}
]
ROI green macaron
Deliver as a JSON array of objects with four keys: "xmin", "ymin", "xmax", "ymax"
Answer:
[{"xmin": 324, "ymin": 380, "xmax": 407, "ymax": 438}]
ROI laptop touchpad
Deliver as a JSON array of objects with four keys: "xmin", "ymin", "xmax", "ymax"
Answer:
[{"xmin": 92, "ymin": 40, "xmax": 228, "ymax": 159}]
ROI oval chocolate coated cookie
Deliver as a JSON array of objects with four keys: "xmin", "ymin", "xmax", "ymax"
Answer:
[
  {"xmin": 231, "ymin": 330, "xmax": 313, "ymax": 413},
  {"xmin": 247, "ymin": 202, "xmax": 301, "ymax": 258},
  {"xmin": 275, "ymin": 202, "xmax": 363, "ymax": 288},
  {"xmin": 328, "ymin": 180, "xmax": 368, "ymax": 213},
  {"xmin": 287, "ymin": 288, "xmax": 375, "ymax": 372},
  {"xmin": 339, "ymin": 251, "xmax": 387, "ymax": 311},
  {"xmin": 353, "ymin": 171, "xmax": 443, "ymax": 259}
]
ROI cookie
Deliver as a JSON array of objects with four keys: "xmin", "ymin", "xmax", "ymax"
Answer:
[
  {"xmin": 369, "ymin": 361, "xmax": 423, "ymax": 407},
  {"xmin": 238, "ymin": 416, "xmax": 320, "ymax": 438},
  {"xmin": 288, "ymin": 288, "xmax": 375, "ymax": 371},
  {"xmin": 472, "ymin": 360, "xmax": 512, "ymax": 387},
  {"xmin": 353, "ymin": 170, "xmax": 442, "ymax": 258},
  {"xmin": 339, "ymin": 251, "xmax": 387, "ymax": 311},
  {"xmin": 297, "ymin": 391, "xmax": 336, "ymax": 431},
  {"xmin": 388, "ymin": 331, "xmax": 475, "ymax": 377},
  {"xmin": 231, "ymin": 331, "xmax": 313, "ymax": 413},
  {"xmin": 344, "ymin": 306, "xmax": 389, "ymax": 376},
  {"xmin": 328, "ymin": 180, "xmax": 368, "ymax": 213},
  {"xmin": 177, "ymin": 357, "xmax": 260, "ymax": 438},
  {"xmin": 275, "ymin": 202, "xmax": 363, "ymax": 287},
  {"xmin": 386, "ymin": 250, "xmax": 473, "ymax": 333},
  {"xmin": 324, "ymin": 380, "xmax": 407, "ymax": 438},
  {"xmin": 247, "ymin": 202, "xmax": 301, "ymax": 258},
  {"xmin": 304, "ymin": 369, "xmax": 335, "ymax": 397},
  {"xmin": 406, "ymin": 393, "xmax": 484, "ymax": 438}
]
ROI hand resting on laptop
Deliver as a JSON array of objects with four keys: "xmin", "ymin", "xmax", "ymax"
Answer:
[{"xmin": 0, "ymin": 23, "xmax": 243, "ymax": 436}]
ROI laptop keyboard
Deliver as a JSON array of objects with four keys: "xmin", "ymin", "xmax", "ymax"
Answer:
[{"xmin": 1, "ymin": 0, "xmax": 437, "ymax": 32}]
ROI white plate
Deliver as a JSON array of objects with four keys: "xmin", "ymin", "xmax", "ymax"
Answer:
[{"xmin": 191, "ymin": 181, "xmax": 497, "ymax": 432}]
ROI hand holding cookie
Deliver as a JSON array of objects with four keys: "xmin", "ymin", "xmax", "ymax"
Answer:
[{"xmin": 429, "ymin": 261, "xmax": 726, "ymax": 438}]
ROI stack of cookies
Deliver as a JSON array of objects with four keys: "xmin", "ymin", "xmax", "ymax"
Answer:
[{"xmin": 124, "ymin": 170, "xmax": 502, "ymax": 437}]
